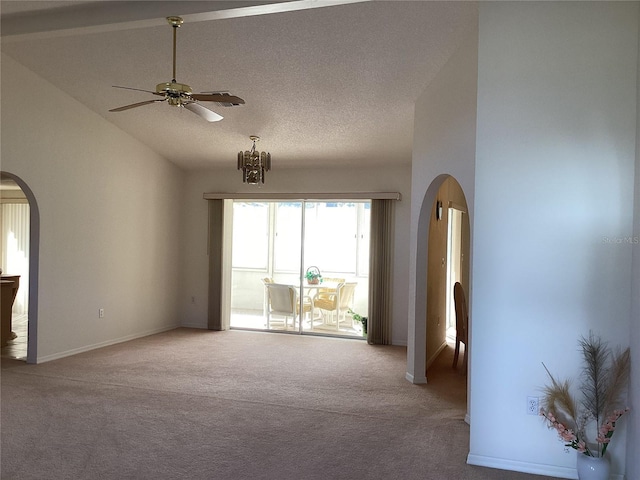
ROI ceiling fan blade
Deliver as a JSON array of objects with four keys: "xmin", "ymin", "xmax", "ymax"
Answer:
[
  {"xmin": 190, "ymin": 93, "xmax": 245, "ymax": 105},
  {"xmin": 109, "ymin": 99, "xmax": 165, "ymax": 112},
  {"xmin": 184, "ymin": 102, "xmax": 223, "ymax": 122},
  {"xmin": 112, "ymin": 85, "xmax": 164, "ymax": 96}
]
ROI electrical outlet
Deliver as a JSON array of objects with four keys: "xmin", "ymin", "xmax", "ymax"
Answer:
[
  {"xmin": 527, "ymin": 396, "xmax": 539, "ymax": 415},
  {"xmin": 99, "ymin": 308, "xmax": 104, "ymax": 318}
]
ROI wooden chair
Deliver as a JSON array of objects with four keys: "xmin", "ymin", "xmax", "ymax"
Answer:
[
  {"xmin": 313, "ymin": 282, "xmax": 357, "ymax": 330},
  {"xmin": 452, "ymin": 281, "xmax": 468, "ymax": 373}
]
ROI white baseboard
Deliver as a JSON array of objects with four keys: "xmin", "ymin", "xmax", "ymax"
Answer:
[
  {"xmin": 467, "ymin": 454, "xmax": 625, "ymax": 480},
  {"xmin": 36, "ymin": 324, "xmax": 179, "ymax": 363},
  {"xmin": 405, "ymin": 341, "xmax": 447, "ymax": 384},
  {"xmin": 426, "ymin": 340, "xmax": 447, "ymax": 369},
  {"xmin": 405, "ymin": 371, "xmax": 427, "ymax": 384}
]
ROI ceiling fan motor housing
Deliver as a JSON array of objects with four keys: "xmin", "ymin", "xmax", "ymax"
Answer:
[{"xmin": 156, "ymin": 82, "xmax": 193, "ymax": 106}]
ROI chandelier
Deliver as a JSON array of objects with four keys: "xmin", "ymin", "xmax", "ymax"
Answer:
[{"xmin": 237, "ymin": 135, "xmax": 271, "ymax": 184}]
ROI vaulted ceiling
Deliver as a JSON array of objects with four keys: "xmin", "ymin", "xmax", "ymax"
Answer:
[{"xmin": 1, "ymin": 1, "xmax": 477, "ymax": 170}]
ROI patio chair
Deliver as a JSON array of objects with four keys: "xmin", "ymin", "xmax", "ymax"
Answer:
[
  {"xmin": 313, "ymin": 282, "xmax": 357, "ymax": 330},
  {"xmin": 312, "ymin": 277, "xmax": 345, "ymax": 302},
  {"xmin": 265, "ymin": 283, "xmax": 311, "ymax": 330}
]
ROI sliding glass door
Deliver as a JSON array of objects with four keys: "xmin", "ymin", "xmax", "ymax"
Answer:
[{"xmin": 229, "ymin": 200, "xmax": 369, "ymax": 338}]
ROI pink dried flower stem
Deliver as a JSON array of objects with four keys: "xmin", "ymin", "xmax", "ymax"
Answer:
[
  {"xmin": 597, "ymin": 408, "xmax": 629, "ymax": 456},
  {"xmin": 540, "ymin": 408, "xmax": 629, "ymax": 457},
  {"xmin": 540, "ymin": 410, "xmax": 591, "ymax": 456}
]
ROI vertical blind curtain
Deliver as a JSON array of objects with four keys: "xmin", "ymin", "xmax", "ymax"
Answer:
[
  {"xmin": 1, "ymin": 204, "xmax": 29, "ymax": 315},
  {"xmin": 208, "ymin": 200, "xmax": 224, "ymax": 330},
  {"xmin": 368, "ymin": 199, "xmax": 393, "ymax": 345}
]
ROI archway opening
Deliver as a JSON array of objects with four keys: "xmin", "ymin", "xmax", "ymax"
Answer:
[
  {"xmin": 409, "ymin": 174, "xmax": 471, "ymax": 422},
  {"xmin": 426, "ymin": 176, "xmax": 470, "ymax": 373},
  {"xmin": 0, "ymin": 172, "xmax": 39, "ymax": 363}
]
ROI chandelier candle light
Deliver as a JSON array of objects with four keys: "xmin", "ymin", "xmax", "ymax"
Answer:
[{"xmin": 238, "ymin": 135, "xmax": 271, "ymax": 184}]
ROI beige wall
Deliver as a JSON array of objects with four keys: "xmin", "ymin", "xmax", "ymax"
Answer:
[
  {"xmin": 407, "ymin": 20, "xmax": 478, "ymax": 384},
  {"xmin": 470, "ymin": 2, "xmax": 637, "ymax": 476},
  {"xmin": 1, "ymin": 53, "xmax": 185, "ymax": 362},
  {"xmin": 628, "ymin": 8, "xmax": 640, "ymax": 478},
  {"xmin": 411, "ymin": 2, "xmax": 638, "ymax": 477}
]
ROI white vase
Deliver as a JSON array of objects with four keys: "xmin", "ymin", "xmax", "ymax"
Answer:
[{"xmin": 576, "ymin": 453, "xmax": 610, "ymax": 480}]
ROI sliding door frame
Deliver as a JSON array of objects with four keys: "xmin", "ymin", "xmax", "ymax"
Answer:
[{"xmin": 205, "ymin": 192, "xmax": 401, "ymax": 343}]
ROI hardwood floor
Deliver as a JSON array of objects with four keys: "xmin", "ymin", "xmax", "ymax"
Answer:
[{"xmin": 1, "ymin": 313, "xmax": 27, "ymax": 360}]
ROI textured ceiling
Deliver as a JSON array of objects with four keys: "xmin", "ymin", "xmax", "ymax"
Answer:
[{"xmin": 1, "ymin": 1, "xmax": 477, "ymax": 170}]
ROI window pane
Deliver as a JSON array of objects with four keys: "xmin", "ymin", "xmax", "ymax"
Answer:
[
  {"xmin": 304, "ymin": 202, "xmax": 357, "ymax": 274},
  {"xmin": 232, "ymin": 202, "xmax": 269, "ymax": 269},
  {"xmin": 273, "ymin": 202, "xmax": 302, "ymax": 273},
  {"xmin": 358, "ymin": 203, "xmax": 371, "ymax": 276}
]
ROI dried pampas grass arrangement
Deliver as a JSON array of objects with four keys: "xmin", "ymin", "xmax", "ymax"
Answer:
[{"xmin": 539, "ymin": 331, "xmax": 630, "ymax": 458}]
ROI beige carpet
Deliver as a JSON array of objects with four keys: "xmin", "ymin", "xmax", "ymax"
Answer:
[{"xmin": 1, "ymin": 328, "xmax": 560, "ymax": 479}]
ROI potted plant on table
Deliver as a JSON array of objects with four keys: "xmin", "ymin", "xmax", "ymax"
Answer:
[
  {"xmin": 305, "ymin": 266, "xmax": 322, "ymax": 285},
  {"xmin": 539, "ymin": 332, "xmax": 630, "ymax": 480}
]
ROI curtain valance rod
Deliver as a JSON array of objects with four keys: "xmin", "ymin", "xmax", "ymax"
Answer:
[{"xmin": 203, "ymin": 192, "xmax": 401, "ymax": 201}]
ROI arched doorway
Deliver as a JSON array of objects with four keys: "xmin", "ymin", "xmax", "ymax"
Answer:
[
  {"xmin": 0, "ymin": 172, "xmax": 39, "ymax": 363},
  {"xmin": 408, "ymin": 174, "xmax": 471, "ymax": 420},
  {"xmin": 425, "ymin": 176, "xmax": 470, "ymax": 372}
]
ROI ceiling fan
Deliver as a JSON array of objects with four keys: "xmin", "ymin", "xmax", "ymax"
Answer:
[{"xmin": 109, "ymin": 16, "xmax": 244, "ymax": 122}]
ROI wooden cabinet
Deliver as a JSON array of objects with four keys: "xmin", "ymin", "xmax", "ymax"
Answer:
[{"xmin": 1, "ymin": 275, "xmax": 20, "ymax": 347}]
